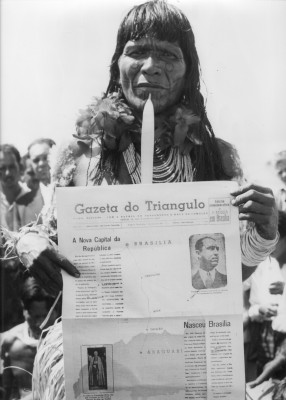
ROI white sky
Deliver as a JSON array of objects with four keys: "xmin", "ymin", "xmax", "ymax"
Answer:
[{"xmin": 1, "ymin": 0, "xmax": 286, "ymax": 187}]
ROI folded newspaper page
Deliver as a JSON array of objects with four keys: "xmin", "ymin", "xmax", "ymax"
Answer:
[{"xmin": 57, "ymin": 181, "xmax": 245, "ymax": 400}]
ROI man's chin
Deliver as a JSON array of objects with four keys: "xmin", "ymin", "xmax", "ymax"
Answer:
[
  {"xmin": 3, "ymin": 180, "xmax": 17, "ymax": 188},
  {"xmin": 129, "ymin": 91, "xmax": 168, "ymax": 114},
  {"xmin": 31, "ymin": 329, "xmax": 41, "ymax": 339},
  {"xmin": 37, "ymin": 172, "xmax": 50, "ymax": 181}
]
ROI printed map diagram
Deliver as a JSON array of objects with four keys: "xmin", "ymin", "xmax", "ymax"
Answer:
[{"xmin": 65, "ymin": 319, "xmax": 186, "ymax": 400}]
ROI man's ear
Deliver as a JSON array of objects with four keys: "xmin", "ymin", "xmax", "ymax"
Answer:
[
  {"xmin": 195, "ymin": 250, "xmax": 200, "ymax": 259},
  {"xmin": 23, "ymin": 308, "xmax": 29, "ymax": 320},
  {"xmin": 19, "ymin": 162, "xmax": 25, "ymax": 175},
  {"xmin": 116, "ymin": 61, "xmax": 122, "ymax": 85}
]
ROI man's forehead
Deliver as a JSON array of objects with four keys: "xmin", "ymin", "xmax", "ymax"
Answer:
[
  {"xmin": 124, "ymin": 38, "xmax": 181, "ymax": 52},
  {"xmin": 29, "ymin": 142, "xmax": 50, "ymax": 156},
  {"xmin": 202, "ymin": 238, "xmax": 216, "ymax": 247},
  {"xmin": 0, "ymin": 151, "xmax": 18, "ymax": 165},
  {"xmin": 27, "ymin": 299, "xmax": 49, "ymax": 313}
]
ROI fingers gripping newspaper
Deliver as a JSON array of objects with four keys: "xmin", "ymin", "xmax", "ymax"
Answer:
[{"xmin": 56, "ymin": 181, "xmax": 245, "ymax": 400}]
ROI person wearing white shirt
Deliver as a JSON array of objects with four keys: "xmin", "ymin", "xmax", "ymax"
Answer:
[{"xmin": 244, "ymin": 211, "xmax": 286, "ymax": 385}]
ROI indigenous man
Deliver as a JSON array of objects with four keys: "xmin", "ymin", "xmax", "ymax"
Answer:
[{"xmin": 14, "ymin": 0, "xmax": 278, "ymax": 293}]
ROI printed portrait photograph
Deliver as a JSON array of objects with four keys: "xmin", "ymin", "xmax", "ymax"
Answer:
[
  {"xmin": 189, "ymin": 233, "xmax": 227, "ymax": 290},
  {"xmin": 81, "ymin": 344, "xmax": 114, "ymax": 394},
  {"xmin": 87, "ymin": 346, "xmax": 108, "ymax": 390}
]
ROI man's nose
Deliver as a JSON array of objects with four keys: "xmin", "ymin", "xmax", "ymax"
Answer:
[
  {"xmin": 4, "ymin": 167, "xmax": 11, "ymax": 176},
  {"xmin": 38, "ymin": 158, "xmax": 47, "ymax": 167},
  {"xmin": 141, "ymin": 54, "xmax": 162, "ymax": 75}
]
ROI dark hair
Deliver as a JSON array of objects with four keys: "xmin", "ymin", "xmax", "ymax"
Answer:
[
  {"xmin": 0, "ymin": 144, "xmax": 21, "ymax": 165},
  {"xmin": 195, "ymin": 236, "xmax": 216, "ymax": 252},
  {"xmin": 21, "ymin": 276, "xmax": 56, "ymax": 311},
  {"xmin": 105, "ymin": 0, "xmax": 230, "ymax": 181},
  {"xmin": 27, "ymin": 138, "xmax": 56, "ymax": 153},
  {"xmin": 106, "ymin": 0, "xmax": 199, "ymax": 102}
]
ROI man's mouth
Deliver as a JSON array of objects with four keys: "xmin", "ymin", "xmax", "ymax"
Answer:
[
  {"xmin": 4, "ymin": 178, "xmax": 13, "ymax": 183},
  {"xmin": 136, "ymin": 83, "xmax": 166, "ymax": 90},
  {"xmin": 38, "ymin": 168, "xmax": 49, "ymax": 175}
]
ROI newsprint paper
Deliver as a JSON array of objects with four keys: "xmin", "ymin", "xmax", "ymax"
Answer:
[{"xmin": 56, "ymin": 181, "xmax": 245, "ymax": 400}]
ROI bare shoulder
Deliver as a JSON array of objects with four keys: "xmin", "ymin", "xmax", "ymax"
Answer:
[
  {"xmin": 1, "ymin": 323, "xmax": 26, "ymax": 354},
  {"xmin": 51, "ymin": 139, "xmax": 96, "ymax": 186}
]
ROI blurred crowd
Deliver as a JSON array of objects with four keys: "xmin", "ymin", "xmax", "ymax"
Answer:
[{"xmin": 0, "ymin": 139, "xmax": 286, "ymax": 399}]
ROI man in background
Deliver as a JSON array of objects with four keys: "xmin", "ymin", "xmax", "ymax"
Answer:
[
  {"xmin": 273, "ymin": 150, "xmax": 286, "ymax": 212},
  {"xmin": 1, "ymin": 276, "xmax": 60, "ymax": 399},
  {"xmin": 26, "ymin": 138, "xmax": 55, "ymax": 187},
  {"xmin": 0, "ymin": 144, "xmax": 30, "ymax": 231},
  {"xmin": 19, "ymin": 138, "xmax": 56, "ymax": 223}
]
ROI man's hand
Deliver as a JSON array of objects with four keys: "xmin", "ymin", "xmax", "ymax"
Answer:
[
  {"xmin": 247, "ymin": 379, "xmax": 260, "ymax": 389},
  {"xmin": 258, "ymin": 303, "xmax": 278, "ymax": 320},
  {"xmin": 230, "ymin": 184, "xmax": 278, "ymax": 240},
  {"xmin": 16, "ymin": 230, "xmax": 79, "ymax": 296}
]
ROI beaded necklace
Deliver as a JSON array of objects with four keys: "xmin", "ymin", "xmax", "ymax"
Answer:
[{"xmin": 123, "ymin": 142, "xmax": 193, "ymax": 184}]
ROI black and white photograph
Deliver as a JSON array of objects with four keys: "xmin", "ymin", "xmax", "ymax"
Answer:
[
  {"xmin": 190, "ymin": 233, "xmax": 227, "ymax": 290},
  {"xmin": 87, "ymin": 347, "xmax": 107, "ymax": 390},
  {"xmin": 1, "ymin": 0, "xmax": 285, "ymax": 399}
]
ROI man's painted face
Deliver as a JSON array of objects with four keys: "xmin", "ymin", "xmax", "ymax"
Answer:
[
  {"xmin": 29, "ymin": 143, "xmax": 51, "ymax": 183},
  {"xmin": 0, "ymin": 151, "xmax": 21, "ymax": 189},
  {"xmin": 276, "ymin": 160, "xmax": 286, "ymax": 185},
  {"xmin": 118, "ymin": 38, "xmax": 186, "ymax": 114},
  {"xmin": 197, "ymin": 238, "xmax": 219, "ymax": 271}
]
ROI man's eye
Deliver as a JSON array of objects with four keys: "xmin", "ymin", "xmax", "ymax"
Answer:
[
  {"xmin": 32, "ymin": 158, "xmax": 40, "ymax": 163},
  {"xmin": 129, "ymin": 50, "xmax": 145, "ymax": 57},
  {"xmin": 160, "ymin": 50, "xmax": 178, "ymax": 59},
  {"xmin": 26, "ymin": 170, "xmax": 35, "ymax": 176},
  {"xmin": 207, "ymin": 246, "xmax": 219, "ymax": 251}
]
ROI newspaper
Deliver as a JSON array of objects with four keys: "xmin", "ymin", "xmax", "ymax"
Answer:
[{"xmin": 56, "ymin": 181, "xmax": 245, "ymax": 400}]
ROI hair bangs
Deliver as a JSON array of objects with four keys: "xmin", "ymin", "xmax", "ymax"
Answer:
[
  {"xmin": 121, "ymin": 1, "xmax": 190, "ymax": 45},
  {"xmin": 106, "ymin": 0, "xmax": 198, "ymax": 96}
]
